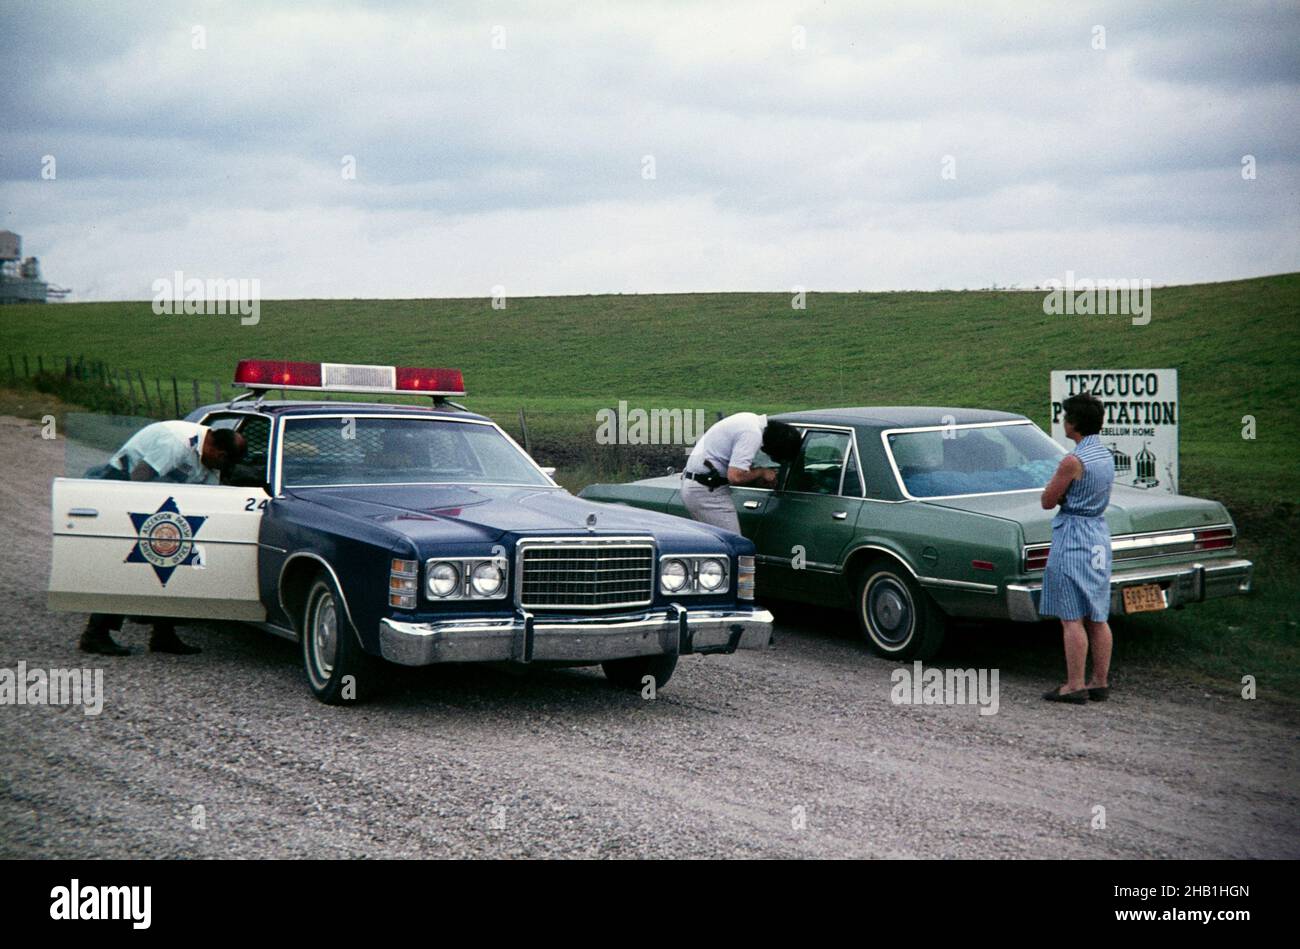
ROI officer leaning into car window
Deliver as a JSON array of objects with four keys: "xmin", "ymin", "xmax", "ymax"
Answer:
[
  {"xmin": 680, "ymin": 413, "xmax": 802, "ymax": 533},
  {"xmin": 79, "ymin": 420, "xmax": 247, "ymax": 657}
]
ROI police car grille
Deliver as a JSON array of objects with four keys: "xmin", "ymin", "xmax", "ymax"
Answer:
[{"xmin": 519, "ymin": 543, "xmax": 655, "ymax": 610}]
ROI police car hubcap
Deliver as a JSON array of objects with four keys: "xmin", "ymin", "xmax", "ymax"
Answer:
[{"xmin": 313, "ymin": 595, "xmax": 337, "ymax": 676}]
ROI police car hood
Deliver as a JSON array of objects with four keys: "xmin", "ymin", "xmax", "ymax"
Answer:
[{"xmin": 290, "ymin": 483, "xmax": 735, "ymax": 549}]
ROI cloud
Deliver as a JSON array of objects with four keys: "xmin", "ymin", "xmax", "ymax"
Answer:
[{"xmin": 1, "ymin": 0, "xmax": 1296, "ymax": 299}]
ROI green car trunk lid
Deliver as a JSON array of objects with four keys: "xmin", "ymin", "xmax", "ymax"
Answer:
[{"xmin": 919, "ymin": 484, "xmax": 1230, "ymax": 545}]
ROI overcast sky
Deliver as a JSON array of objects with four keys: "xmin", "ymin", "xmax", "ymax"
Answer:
[{"xmin": 2, "ymin": 0, "xmax": 1297, "ymax": 300}]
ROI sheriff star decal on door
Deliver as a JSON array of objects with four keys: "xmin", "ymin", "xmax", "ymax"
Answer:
[{"xmin": 125, "ymin": 497, "xmax": 207, "ymax": 586}]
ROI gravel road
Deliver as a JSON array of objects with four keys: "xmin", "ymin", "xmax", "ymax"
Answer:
[{"xmin": 1, "ymin": 414, "xmax": 1296, "ymax": 858}]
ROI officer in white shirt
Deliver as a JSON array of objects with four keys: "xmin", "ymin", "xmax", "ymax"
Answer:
[
  {"xmin": 79, "ymin": 421, "xmax": 247, "ymax": 656},
  {"xmin": 104, "ymin": 420, "xmax": 242, "ymax": 484},
  {"xmin": 680, "ymin": 413, "xmax": 802, "ymax": 533}
]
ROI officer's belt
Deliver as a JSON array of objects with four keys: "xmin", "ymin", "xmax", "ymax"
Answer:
[{"xmin": 683, "ymin": 470, "xmax": 729, "ymax": 490}]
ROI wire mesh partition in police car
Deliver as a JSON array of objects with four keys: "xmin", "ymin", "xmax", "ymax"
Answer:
[
  {"xmin": 277, "ymin": 417, "xmax": 550, "ymax": 487},
  {"xmin": 205, "ymin": 413, "xmax": 272, "ymax": 487}
]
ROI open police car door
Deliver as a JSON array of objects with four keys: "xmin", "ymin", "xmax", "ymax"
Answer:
[
  {"xmin": 48, "ymin": 413, "xmax": 270, "ymax": 621},
  {"xmin": 49, "ymin": 479, "xmax": 268, "ymax": 621}
]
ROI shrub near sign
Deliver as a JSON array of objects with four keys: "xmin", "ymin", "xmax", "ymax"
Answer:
[{"xmin": 1050, "ymin": 369, "xmax": 1179, "ymax": 495}]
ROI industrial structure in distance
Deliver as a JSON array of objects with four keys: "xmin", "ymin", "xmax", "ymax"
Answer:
[{"xmin": 0, "ymin": 230, "xmax": 69, "ymax": 304}]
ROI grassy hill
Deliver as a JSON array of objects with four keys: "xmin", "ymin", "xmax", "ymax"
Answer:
[{"xmin": 3, "ymin": 273, "xmax": 1296, "ymax": 509}]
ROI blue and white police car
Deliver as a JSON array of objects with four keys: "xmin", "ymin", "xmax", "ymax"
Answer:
[{"xmin": 49, "ymin": 360, "xmax": 773, "ymax": 703}]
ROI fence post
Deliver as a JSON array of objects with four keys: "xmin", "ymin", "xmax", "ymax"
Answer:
[
  {"xmin": 137, "ymin": 369, "xmax": 150, "ymax": 413},
  {"xmin": 65, "ymin": 356, "xmax": 72, "ymax": 379},
  {"xmin": 156, "ymin": 378, "xmax": 164, "ymax": 416},
  {"xmin": 193, "ymin": 379, "xmax": 201, "ymax": 410},
  {"xmin": 22, "ymin": 355, "xmax": 29, "ymax": 378},
  {"xmin": 172, "ymin": 376, "xmax": 181, "ymax": 417},
  {"xmin": 6, "ymin": 355, "xmax": 14, "ymax": 382},
  {"xmin": 126, "ymin": 372, "xmax": 137, "ymax": 412},
  {"xmin": 36, "ymin": 355, "xmax": 43, "ymax": 374}
]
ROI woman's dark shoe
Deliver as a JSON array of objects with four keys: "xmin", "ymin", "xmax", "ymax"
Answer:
[
  {"xmin": 149, "ymin": 627, "xmax": 201, "ymax": 655},
  {"xmin": 79, "ymin": 623, "xmax": 130, "ymax": 657},
  {"xmin": 1088, "ymin": 686, "xmax": 1110, "ymax": 702},
  {"xmin": 1042, "ymin": 686, "xmax": 1089, "ymax": 704}
]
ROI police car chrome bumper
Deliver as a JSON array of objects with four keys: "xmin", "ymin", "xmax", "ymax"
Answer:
[
  {"xmin": 378, "ymin": 605, "xmax": 774, "ymax": 666},
  {"xmin": 1004, "ymin": 558, "xmax": 1254, "ymax": 622}
]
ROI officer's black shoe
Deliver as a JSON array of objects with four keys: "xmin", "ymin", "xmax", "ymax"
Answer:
[
  {"xmin": 149, "ymin": 626, "xmax": 201, "ymax": 655},
  {"xmin": 79, "ymin": 623, "xmax": 130, "ymax": 657}
]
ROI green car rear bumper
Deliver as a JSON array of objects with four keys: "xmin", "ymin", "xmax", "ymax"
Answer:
[{"xmin": 1004, "ymin": 558, "xmax": 1254, "ymax": 622}]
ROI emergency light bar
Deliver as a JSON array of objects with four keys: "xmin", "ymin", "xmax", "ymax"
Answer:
[{"xmin": 233, "ymin": 360, "xmax": 466, "ymax": 397}]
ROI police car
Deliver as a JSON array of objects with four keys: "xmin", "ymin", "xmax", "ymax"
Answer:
[{"xmin": 48, "ymin": 360, "xmax": 772, "ymax": 703}]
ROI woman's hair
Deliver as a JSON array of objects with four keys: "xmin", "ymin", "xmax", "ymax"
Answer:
[
  {"xmin": 1062, "ymin": 392, "xmax": 1104, "ymax": 437},
  {"xmin": 761, "ymin": 420, "xmax": 803, "ymax": 463}
]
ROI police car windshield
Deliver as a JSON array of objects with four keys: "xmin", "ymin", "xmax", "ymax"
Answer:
[
  {"xmin": 279, "ymin": 416, "xmax": 551, "ymax": 488},
  {"xmin": 886, "ymin": 422, "xmax": 1066, "ymax": 498}
]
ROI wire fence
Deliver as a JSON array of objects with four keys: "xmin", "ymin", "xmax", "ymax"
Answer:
[
  {"xmin": 4, "ymin": 353, "xmax": 722, "ymax": 483},
  {"xmin": 5, "ymin": 352, "xmax": 291, "ymax": 419}
]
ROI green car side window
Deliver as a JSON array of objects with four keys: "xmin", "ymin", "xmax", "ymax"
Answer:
[{"xmin": 788, "ymin": 430, "xmax": 852, "ymax": 495}]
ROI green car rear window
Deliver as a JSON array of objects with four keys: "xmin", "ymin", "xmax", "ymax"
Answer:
[{"xmin": 887, "ymin": 423, "xmax": 1064, "ymax": 498}]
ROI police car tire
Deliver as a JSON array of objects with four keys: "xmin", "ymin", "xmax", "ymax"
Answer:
[
  {"xmin": 601, "ymin": 653, "xmax": 678, "ymax": 691},
  {"xmin": 854, "ymin": 565, "xmax": 945, "ymax": 661},
  {"xmin": 302, "ymin": 575, "xmax": 382, "ymax": 705}
]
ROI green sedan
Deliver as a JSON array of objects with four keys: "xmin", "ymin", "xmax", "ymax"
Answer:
[{"xmin": 579, "ymin": 407, "xmax": 1254, "ymax": 659}]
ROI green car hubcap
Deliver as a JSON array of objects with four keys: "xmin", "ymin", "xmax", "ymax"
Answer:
[{"xmin": 866, "ymin": 575, "xmax": 914, "ymax": 647}]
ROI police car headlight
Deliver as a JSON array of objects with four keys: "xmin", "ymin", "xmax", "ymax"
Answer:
[
  {"xmin": 470, "ymin": 560, "xmax": 505, "ymax": 597},
  {"xmin": 697, "ymin": 558, "xmax": 726, "ymax": 592},
  {"xmin": 660, "ymin": 559, "xmax": 689, "ymax": 593},
  {"xmin": 427, "ymin": 561, "xmax": 460, "ymax": 598}
]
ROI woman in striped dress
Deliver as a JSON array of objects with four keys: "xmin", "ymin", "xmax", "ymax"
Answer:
[{"xmin": 1040, "ymin": 393, "xmax": 1114, "ymax": 704}]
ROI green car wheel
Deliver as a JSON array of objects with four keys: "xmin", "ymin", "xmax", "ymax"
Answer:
[{"xmin": 855, "ymin": 564, "xmax": 946, "ymax": 660}]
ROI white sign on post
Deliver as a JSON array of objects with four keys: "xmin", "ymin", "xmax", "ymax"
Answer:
[{"xmin": 1050, "ymin": 369, "xmax": 1179, "ymax": 496}]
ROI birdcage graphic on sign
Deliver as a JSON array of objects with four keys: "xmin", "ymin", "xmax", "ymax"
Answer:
[
  {"xmin": 1107, "ymin": 442, "xmax": 1132, "ymax": 475},
  {"xmin": 1133, "ymin": 442, "xmax": 1159, "ymax": 488}
]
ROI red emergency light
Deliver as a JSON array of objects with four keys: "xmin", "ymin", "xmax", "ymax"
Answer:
[
  {"xmin": 233, "ymin": 360, "xmax": 466, "ymax": 397},
  {"xmin": 234, "ymin": 360, "xmax": 322, "ymax": 388}
]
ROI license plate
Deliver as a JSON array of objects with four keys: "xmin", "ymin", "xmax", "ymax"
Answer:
[{"xmin": 1122, "ymin": 583, "xmax": 1166, "ymax": 613}]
